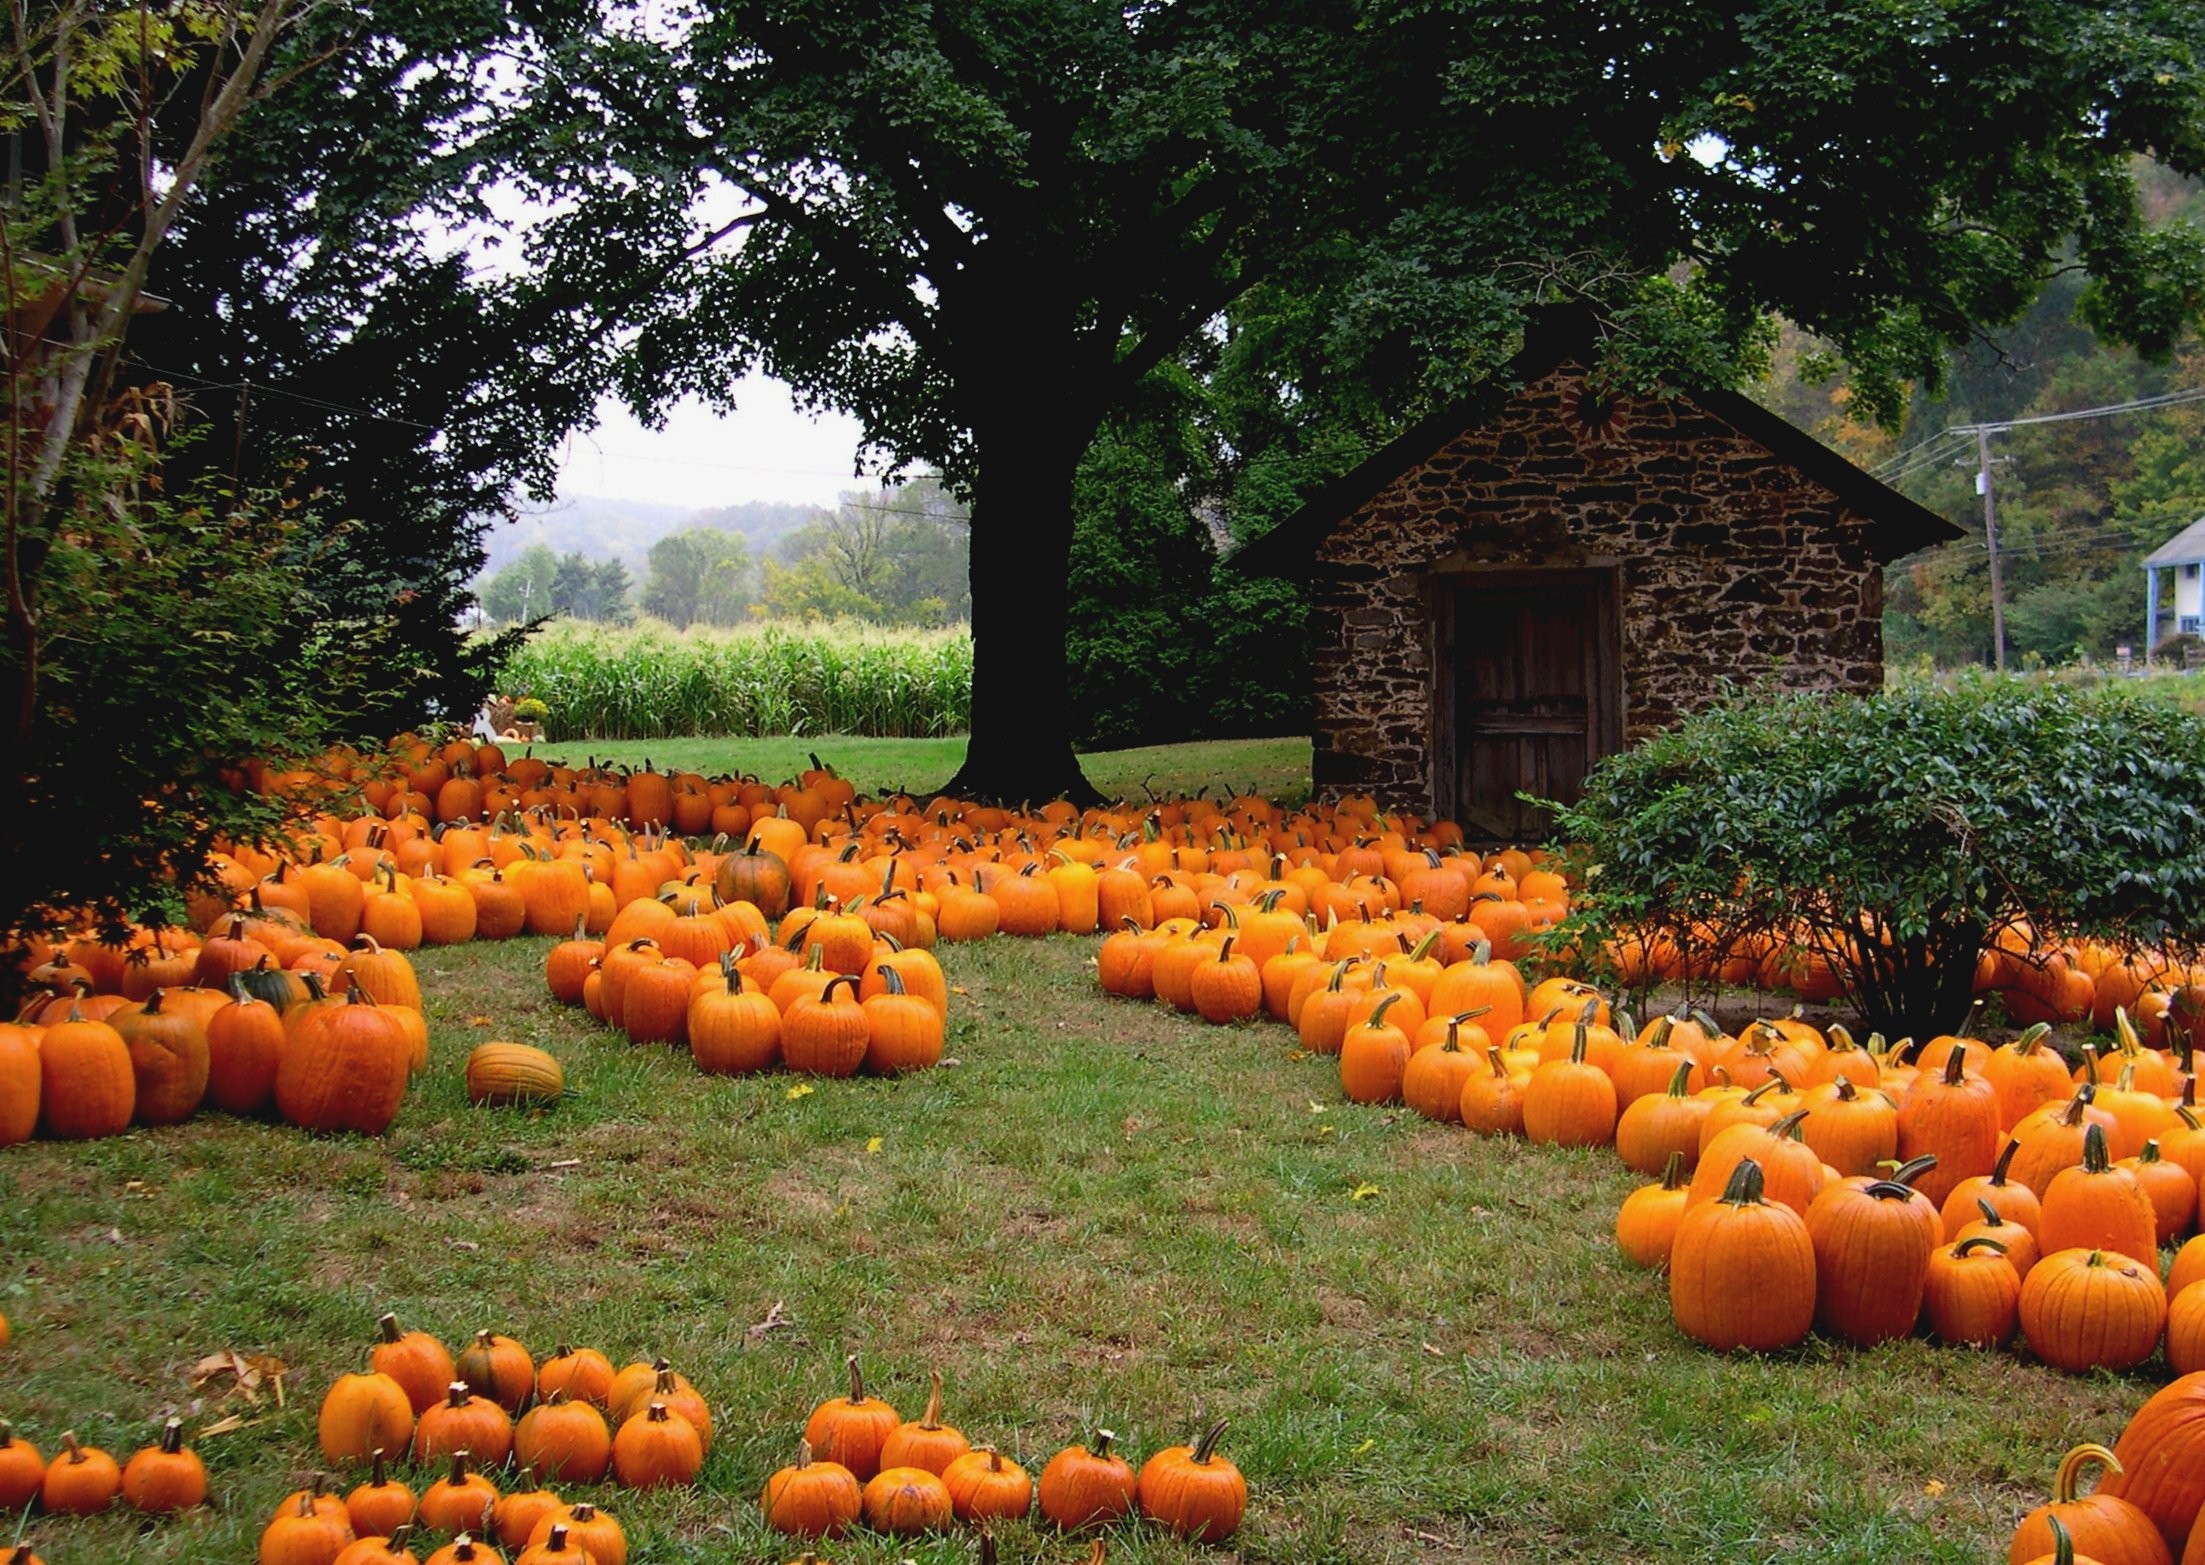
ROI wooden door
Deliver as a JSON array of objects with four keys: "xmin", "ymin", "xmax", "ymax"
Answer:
[{"xmin": 1441, "ymin": 570, "xmax": 1621, "ymax": 842}]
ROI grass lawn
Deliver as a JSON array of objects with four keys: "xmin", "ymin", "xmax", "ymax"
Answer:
[
  {"xmin": 0, "ymin": 931, "xmax": 2138, "ymax": 1563},
  {"xmin": 512, "ymin": 735, "xmax": 1316, "ymax": 808}
]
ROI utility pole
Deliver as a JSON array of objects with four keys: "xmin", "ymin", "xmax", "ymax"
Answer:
[{"xmin": 1977, "ymin": 427, "xmax": 2006, "ymax": 671}]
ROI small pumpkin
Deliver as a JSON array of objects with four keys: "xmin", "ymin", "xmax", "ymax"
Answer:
[
  {"xmin": 941, "ymin": 1445, "xmax": 1032, "ymax": 1524},
  {"xmin": 1037, "ymin": 1428, "xmax": 1138, "ymax": 1529},
  {"xmin": 801, "ymin": 1356, "xmax": 900, "ymax": 1481},
  {"xmin": 121, "ymin": 1417, "xmax": 206, "ymax": 1513},
  {"xmin": 346, "ymin": 1449, "xmax": 417, "ymax": 1539},
  {"xmin": 0, "ymin": 1421, "xmax": 45, "ymax": 1512},
  {"xmin": 877, "ymin": 1371, "xmax": 968, "ymax": 1476},
  {"xmin": 1136, "ymin": 1417, "xmax": 1245, "ymax": 1542},
  {"xmin": 861, "ymin": 1465, "xmax": 954, "ymax": 1535},
  {"xmin": 321, "ymin": 1370, "xmax": 416, "ymax": 1468},
  {"xmin": 610, "ymin": 1401, "xmax": 703, "ymax": 1489},
  {"xmin": 374, "ymin": 1313, "xmax": 458, "ymax": 1416},
  {"xmin": 761, "ymin": 1439, "xmax": 863, "ymax": 1539},
  {"xmin": 40, "ymin": 1431, "xmax": 122, "ymax": 1515}
]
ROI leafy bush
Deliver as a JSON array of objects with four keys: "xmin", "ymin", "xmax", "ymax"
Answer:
[{"xmin": 1550, "ymin": 676, "xmax": 2205, "ymax": 1037}]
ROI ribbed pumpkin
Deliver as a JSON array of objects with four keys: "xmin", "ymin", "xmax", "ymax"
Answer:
[
  {"xmin": 1136, "ymin": 1418, "xmax": 1245, "ymax": 1543},
  {"xmin": 1804, "ymin": 1172, "xmax": 1942, "ymax": 1346},
  {"xmin": 205, "ymin": 981, "xmax": 287, "ymax": 1115},
  {"xmin": 1615, "ymin": 1151, "xmax": 1692, "ymax": 1270},
  {"xmin": 513, "ymin": 1393, "xmax": 611, "ymax": 1484},
  {"xmin": 2009, "ymin": 1443, "xmax": 2173, "ymax": 1565},
  {"xmin": 2105, "ymin": 1373, "xmax": 2205, "ymax": 1554},
  {"xmin": 941, "ymin": 1445, "xmax": 1032, "ymax": 1524},
  {"xmin": 1924, "ymin": 1234, "xmax": 2022, "ymax": 1347},
  {"xmin": 345, "ymin": 1450, "xmax": 417, "ymax": 1539},
  {"xmin": 120, "ymin": 1418, "xmax": 205, "ymax": 1513},
  {"xmin": 803, "ymin": 1357, "xmax": 900, "ymax": 1480},
  {"xmin": 275, "ymin": 987, "xmax": 410, "ymax": 1135},
  {"xmin": 373, "ymin": 1314, "xmax": 457, "ymax": 1416},
  {"xmin": 2020, "ymin": 1247, "xmax": 2166, "ymax": 1375},
  {"xmin": 2038, "ymin": 1125, "xmax": 2158, "ymax": 1268},
  {"xmin": 1896, "ymin": 1046, "xmax": 2002, "ymax": 1208},
  {"xmin": 610, "ymin": 1401, "xmax": 703, "ymax": 1489},
  {"xmin": 1036, "ymin": 1428, "xmax": 1137, "ymax": 1529},
  {"xmin": 414, "ymin": 1382, "xmax": 513, "ymax": 1468},
  {"xmin": 456, "ymin": 1331, "xmax": 536, "ymax": 1416},
  {"xmin": 877, "ymin": 1372, "xmax": 968, "ymax": 1476},
  {"xmin": 416, "ymin": 1451, "xmax": 500, "ymax": 1536},
  {"xmin": 37, "ymin": 1005, "xmax": 135, "ymax": 1139},
  {"xmin": 1669, "ymin": 1158, "xmax": 1817, "ymax": 1352},
  {"xmin": 689, "ymin": 964, "xmax": 782, "ymax": 1074},
  {"xmin": 1521, "ymin": 1022, "xmax": 1618, "ymax": 1147},
  {"xmin": 110, "ymin": 988, "xmax": 211, "ymax": 1125},
  {"xmin": 464, "ymin": 1044, "xmax": 565, "ymax": 1108},
  {"xmin": 762, "ymin": 1440, "xmax": 863, "ymax": 1538},
  {"xmin": 783, "ymin": 978, "xmax": 871, "ymax": 1078}
]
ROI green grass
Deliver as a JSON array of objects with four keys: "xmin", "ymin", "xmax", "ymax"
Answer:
[
  {"xmin": 521, "ymin": 735, "xmax": 1316, "ymax": 807},
  {"xmin": 0, "ymin": 932, "xmax": 2138, "ymax": 1564}
]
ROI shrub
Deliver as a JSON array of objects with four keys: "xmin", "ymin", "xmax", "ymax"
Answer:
[{"xmin": 1549, "ymin": 675, "xmax": 2205, "ymax": 1037}]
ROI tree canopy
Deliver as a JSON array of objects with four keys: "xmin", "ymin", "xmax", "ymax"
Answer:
[{"xmin": 499, "ymin": 0, "xmax": 2205, "ymax": 800}]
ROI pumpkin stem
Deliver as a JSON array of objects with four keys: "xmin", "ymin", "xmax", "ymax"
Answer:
[
  {"xmin": 845, "ymin": 1354, "xmax": 868, "ymax": 1406},
  {"xmin": 379, "ymin": 1312, "xmax": 404, "ymax": 1344},
  {"xmin": 1718, "ymin": 1157, "xmax": 1768, "ymax": 1206},
  {"xmin": 2052, "ymin": 1442, "xmax": 2123, "ymax": 1505},
  {"xmin": 159, "ymin": 1416, "xmax": 183, "ymax": 1455},
  {"xmin": 1659, "ymin": 1149, "xmax": 1686, "ymax": 1192},
  {"xmin": 1091, "ymin": 1428, "xmax": 1117, "ymax": 1459},
  {"xmin": 1188, "ymin": 1417, "xmax": 1230, "ymax": 1465},
  {"xmin": 920, "ymin": 1369, "xmax": 944, "ymax": 1430}
]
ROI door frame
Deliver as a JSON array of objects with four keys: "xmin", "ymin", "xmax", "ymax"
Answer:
[{"xmin": 1427, "ymin": 564, "xmax": 1626, "ymax": 833}]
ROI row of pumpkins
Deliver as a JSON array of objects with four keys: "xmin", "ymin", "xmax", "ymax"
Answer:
[
  {"xmin": 5, "ymin": 934, "xmax": 445, "ymax": 1142},
  {"xmin": 283, "ymin": 1317, "xmax": 1244, "ymax": 1563}
]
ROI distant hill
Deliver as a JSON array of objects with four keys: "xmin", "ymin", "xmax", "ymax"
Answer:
[{"xmin": 477, "ymin": 493, "xmax": 831, "ymax": 582}]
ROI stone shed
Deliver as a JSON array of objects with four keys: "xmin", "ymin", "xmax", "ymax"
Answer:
[{"xmin": 1231, "ymin": 312, "xmax": 1958, "ymax": 840}]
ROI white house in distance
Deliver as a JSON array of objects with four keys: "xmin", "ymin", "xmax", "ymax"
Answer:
[{"xmin": 2145, "ymin": 516, "xmax": 2205, "ymax": 652}]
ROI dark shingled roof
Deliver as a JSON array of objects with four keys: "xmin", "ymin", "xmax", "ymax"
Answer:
[{"xmin": 1227, "ymin": 309, "xmax": 1961, "ymax": 577}]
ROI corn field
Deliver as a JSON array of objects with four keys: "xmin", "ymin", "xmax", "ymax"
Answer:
[{"xmin": 498, "ymin": 621, "xmax": 974, "ymax": 740}]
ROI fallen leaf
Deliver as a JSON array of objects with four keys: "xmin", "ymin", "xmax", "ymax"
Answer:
[
  {"xmin": 950, "ymin": 986, "xmax": 969, "ymax": 995},
  {"xmin": 747, "ymin": 1301, "xmax": 791, "ymax": 1339},
  {"xmin": 1286, "ymin": 1049, "xmax": 1309, "ymax": 1062},
  {"xmin": 466, "ymin": 1015, "xmax": 495, "ymax": 1028},
  {"xmin": 1308, "ymin": 1101, "xmax": 1326, "ymax": 1114},
  {"xmin": 1120, "ymin": 1116, "xmax": 1142, "ymax": 1140},
  {"xmin": 786, "ymin": 1083, "xmax": 815, "ymax": 1101},
  {"xmin": 1923, "ymin": 1480, "xmax": 1946, "ymax": 1497},
  {"xmin": 196, "ymin": 1413, "xmax": 249, "ymax": 1437},
  {"xmin": 865, "ymin": 1136, "xmax": 883, "ymax": 1154},
  {"xmin": 1317, "ymin": 1125, "xmax": 1335, "ymax": 1137},
  {"xmin": 452, "ymin": 1239, "xmax": 481, "ymax": 1251},
  {"xmin": 832, "ymin": 1199, "xmax": 851, "ymax": 1220},
  {"xmin": 1350, "ymin": 1183, "xmax": 1381, "ymax": 1201},
  {"xmin": 1352, "ymin": 1437, "xmax": 1376, "ymax": 1455},
  {"xmin": 1421, "ymin": 1343, "xmax": 1443, "ymax": 1357}
]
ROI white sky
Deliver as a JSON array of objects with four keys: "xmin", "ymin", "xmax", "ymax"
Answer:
[{"xmin": 552, "ymin": 375, "xmax": 870, "ymax": 511}]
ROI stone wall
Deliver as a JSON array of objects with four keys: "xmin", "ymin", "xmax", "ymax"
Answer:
[{"xmin": 1311, "ymin": 359, "xmax": 1885, "ymax": 817}]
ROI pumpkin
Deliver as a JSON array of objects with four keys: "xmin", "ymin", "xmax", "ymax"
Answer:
[
  {"xmin": 1669, "ymin": 1158, "xmax": 1817, "ymax": 1352},
  {"xmin": 524, "ymin": 1501, "xmax": 626, "ymax": 1565},
  {"xmin": 276, "ymin": 986, "xmax": 410, "ymax": 1135},
  {"xmin": 2009, "ymin": 1443, "xmax": 2171, "ymax": 1565},
  {"xmin": 414, "ymin": 1382, "xmax": 514, "ymax": 1468},
  {"xmin": 1136, "ymin": 1417, "xmax": 1245, "ymax": 1542},
  {"xmin": 121, "ymin": 1417, "xmax": 206, "ymax": 1513},
  {"xmin": 490, "ymin": 1470, "xmax": 564, "ymax": 1553},
  {"xmin": 465, "ymin": 1044, "xmax": 565, "ymax": 1108},
  {"xmin": 346, "ymin": 1450, "xmax": 417, "ymax": 1539},
  {"xmin": 803, "ymin": 1356, "xmax": 900, "ymax": 1480},
  {"xmin": 260, "ymin": 1487, "xmax": 359, "ymax": 1565},
  {"xmin": 321, "ymin": 1371, "xmax": 415, "ymax": 1468},
  {"xmin": 861, "ymin": 1465, "xmax": 954, "ymax": 1535},
  {"xmin": 1614, "ymin": 1151, "xmax": 1691, "ymax": 1270},
  {"xmin": 513, "ymin": 1525, "xmax": 589, "ymax": 1565},
  {"xmin": 416, "ymin": 1451, "xmax": 501, "ymax": 1536},
  {"xmin": 423, "ymin": 1536, "xmax": 506, "ymax": 1565},
  {"xmin": 1897, "ymin": 1045, "xmax": 2002, "ymax": 1207},
  {"xmin": 783, "ymin": 976, "xmax": 872, "ymax": 1077},
  {"xmin": 862, "ymin": 965, "xmax": 945, "ymax": 1074},
  {"xmin": 610, "ymin": 1401, "xmax": 703, "ymax": 1489},
  {"xmin": 877, "ymin": 1371, "xmax": 968, "ymax": 1475},
  {"xmin": 373, "ymin": 1313, "xmax": 458, "ymax": 1416},
  {"xmin": 0, "ymin": 1023, "xmax": 37, "ymax": 1145},
  {"xmin": 2039, "ymin": 1124, "xmax": 2160, "ymax": 1267},
  {"xmin": 2020, "ymin": 1247, "xmax": 2166, "ymax": 1375},
  {"xmin": 514, "ymin": 1393, "xmax": 611, "ymax": 1484},
  {"xmin": 456, "ymin": 1330, "xmax": 536, "ymax": 1415},
  {"xmin": 1037, "ymin": 1428, "xmax": 1138, "ymax": 1529},
  {"xmin": 0, "ymin": 1422, "xmax": 44, "ymax": 1512},
  {"xmin": 37, "ymin": 1004, "xmax": 135, "ymax": 1138},
  {"xmin": 941, "ymin": 1445, "xmax": 1033, "ymax": 1523},
  {"xmin": 535, "ymin": 1345, "xmax": 615, "ymax": 1409},
  {"xmin": 762, "ymin": 1439, "xmax": 863, "ymax": 1538},
  {"xmin": 1804, "ymin": 1172, "xmax": 1941, "ymax": 1346},
  {"xmin": 718, "ymin": 839, "xmax": 795, "ymax": 919},
  {"xmin": 689, "ymin": 964, "xmax": 782, "ymax": 1074},
  {"xmin": 40, "ymin": 1431, "xmax": 121, "ymax": 1515},
  {"xmin": 205, "ymin": 980, "xmax": 288, "ymax": 1115},
  {"xmin": 1924, "ymin": 1234, "xmax": 2022, "ymax": 1347}
]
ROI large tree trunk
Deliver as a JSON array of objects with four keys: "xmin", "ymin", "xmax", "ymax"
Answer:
[{"xmin": 935, "ymin": 373, "xmax": 1105, "ymax": 808}]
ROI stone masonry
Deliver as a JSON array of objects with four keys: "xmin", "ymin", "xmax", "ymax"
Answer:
[{"xmin": 1311, "ymin": 357, "xmax": 1887, "ymax": 817}]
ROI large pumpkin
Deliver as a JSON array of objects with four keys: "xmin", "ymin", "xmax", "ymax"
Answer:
[{"xmin": 274, "ymin": 988, "xmax": 410, "ymax": 1135}]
